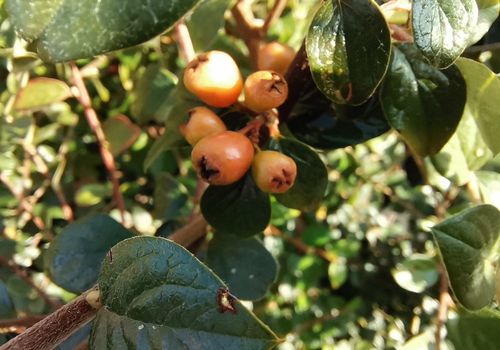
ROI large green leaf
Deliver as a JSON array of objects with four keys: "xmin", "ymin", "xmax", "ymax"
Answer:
[
  {"xmin": 447, "ymin": 309, "xmax": 500, "ymax": 350},
  {"xmin": 380, "ymin": 44, "xmax": 466, "ymax": 157},
  {"xmin": 6, "ymin": 0, "xmax": 201, "ymax": 62},
  {"xmin": 90, "ymin": 236, "xmax": 279, "ymax": 350},
  {"xmin": 45, "ymin": 214, "xmax": 134, "ymax": 293},
  {"xmin": 412, "ymin": 0, "xmax": 478, "ymax": 68},
  {"xmin": 306, "ymin": 0, "xmax": 391, "ymax": 105},
  {"xmin": 206, "ymin": 236, "xmax": 278, "ymax": 301},
  {"xmin": 455, "ymin": 58, "xmax": 500, "ymax": 155},
  {"xmin": 431, "ymin": 205, "xmax": 500, "ymax": 310},
  {"xmin": 201, "ymin": 173, "xmax": 271, "ymax": 237},
  {"xmin": 268, "ymin": 138, "xmax": 328, "ymax": 211}
]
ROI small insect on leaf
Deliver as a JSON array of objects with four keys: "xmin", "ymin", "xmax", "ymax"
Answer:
[{"xmin": 216, "ymin": 287, "xmax": 238, "ymax": 314}]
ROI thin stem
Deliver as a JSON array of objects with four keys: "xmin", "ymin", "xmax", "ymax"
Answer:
[
  {"xmin": 261, "ymin": 0, "xmax": 288, "ymax": 34},
  {"xmin": 231, "ymin": 0, "xmax": 262, "ymax": 68},
  {"xmin": 168, "ymin": 214, "xmax": 208, "ymax": 247},
  {"xmin": 0, "ymin": 256, "xmax": 61, "ymax": 311},
  {"xmin": 435, "ymin": 268, "xmax": 451, "ymax": 350},
  {"xmin": 70, "ymin": 62, "xmax": 126, "ymax": 223},
  {"xmin": 175, "ymin": 21, "xmax": 196, "ymax": 63}
]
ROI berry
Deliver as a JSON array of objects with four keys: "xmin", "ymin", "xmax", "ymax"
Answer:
[
  {"xmin": 179, "ymin": 107, "xmax": 226, "ymax": 146},
  {"xmin": 243, "ymin": 70, "xmax": 288, "ymax": 113},
  {"xmin": 191, "ymin": 131, "xmax": 254, "ymax": 185},
  {"xmin": 252, "ymin": 150, "xmax": 297, "ymax": 193},
  {"xmin": 258, "ymin": 42, "xmax": 295, "ymax": 75},
  {"xmin": 183, "ymin": 51, "xmax": 243, "ymax": 107}
]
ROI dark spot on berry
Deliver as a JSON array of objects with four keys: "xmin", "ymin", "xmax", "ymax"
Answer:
[{"xmin": 199, "ymin": 156, "xmax": 220, "ymax": 181}]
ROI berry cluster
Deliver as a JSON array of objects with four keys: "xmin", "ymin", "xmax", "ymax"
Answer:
[{"xmin": 180, "ymin": 44, "xmax": 297, "ymax": 194}]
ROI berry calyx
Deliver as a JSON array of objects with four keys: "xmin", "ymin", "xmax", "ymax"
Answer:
[
  {"xmin": 258, "ymin": 42, "xmax": 295, "ymax": 75},
  {"xmin": 243, "ymin": 70, "xmax": 289, "ymax": 113},
  {"xmin": 183, "ymin": 51, "xmax": 243, "ymax": 108},
  {"xmin": 191, "ymin": 131, "xmax": 254, "ymax": 185},
  {"xmin": 179, "ymin": 107, "xmax": 227, "ymax": 146},
  {"xmin": 252, "ymin": 150, "xmax": 297, "ymax": 193}
]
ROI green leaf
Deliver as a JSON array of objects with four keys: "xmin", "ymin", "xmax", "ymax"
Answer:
[
  {"xmin": 201, "ymin": 173, "xmax": 271, "ymax": 237},
  {"xmin": 0, "ymin": 280, "xmax": 15, "ymax": 318},
  {"xmin": 302, "ymin": 224, "xmax": 331, "ymax": 247},
  {"xmin": 6, "ymin": 275, "xmax": 46, "ymax": 314},
  {"xmin": 447, "ymin": 309, "xmax": 500, "ymax": 350},
  {"xmin": 431, "ymin": 205, "xmax": 500, "ymax": 310},
  {"xmin": 14, "ymin": 78, "xmax": 71, "ymax": 110},
  {"xmin": 186, "ymin": 0, "xmax": 234, "ymax": 52},
  {"xmin": 306, "ymin": 0, "xmax": 391, "ymax": 105},
  {"xmin": 391, "ymin": 255, "xmax": 439, "ymax": 293},
  {"xmin": 75, "ymin": 183, "xmax": 112, "ymax": 207},
  {"xmin": 91, "ymin": 236, "xmax": 279, "ymax": 349},
  {"xmin": 455, "ymin": 58, "xmax": 500, "ymax": 155},
  {"xmin": 45, "ymin": 214, "xmax": 134, "ymax": 293},
  {"xmin": 268, "ymin": 137, "xmax": 328, "ymax": 211},
  {"xmin": 6, "ymin": 0, "xmax": 202, "ymax": 62},
  {"xmin": 0, "ymin": 238, "xmax": 16, "ymax": 259},
  {"xmin": 476, "ymin": 171, "xmax": 500, "ymax": 209},
  {"xmin": 206, "ymin": 236, "xmax": 278, "ymax": 301},
  {"xmin": 380, "ymin": 44, "xmax": 466, "ymax": 157},
  {"xmin": 469, "ymin": 0, "xmax": 500, "ymax": 45},
  {"xmin": 102, "ymin": 115, "xmax": 141, "ymax": 156},
  {"xmin": 328, "ymin": 260, "xmax": 348, "ymax": 290},
  {"xmin": 131, "ymin": 64, "xmax": 178, "ymax": 124},
  {"xmin": 286, "ymin": 78, "xmax": 390, "ymax": 150},
  {"xmin": 430, "ymin": 112, "xmax": 492, "ymax": 186},
  {"xmin": 412, "ymin": 0, "xmax": 478, "ymax": 68}
]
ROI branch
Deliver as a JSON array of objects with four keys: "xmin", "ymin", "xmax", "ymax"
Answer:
[
  {"xmin": 231, "ymin": 0, "xmax": 261, "ymax": 68},
  {"xmin": 261, "ymin": 0, "xmax": 287, "ymax": 34},
  {"xmin": 0, "ymin": 217, "xmax": 208, "ymax": 350},
  {"xmin": 70, "ymin": 62, "xmax": 126, "ymax": 223},
  {"xmin": 0, "ymin": 256, "xmax": 61, "ymax": 311},
  {"xmin": 175, "ymin": 21, "xmax": 196, "ymax": 63},
  {"xmin": 435, "ymin": 268, "xmax": 452, "ymax": 350}
]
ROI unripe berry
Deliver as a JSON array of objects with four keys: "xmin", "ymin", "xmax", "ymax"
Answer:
[
  {"xmin": 183, "ymin": 51, "xmax": 243, "ymax": 108},
  {"xmin": 179, "ymin": 107, "xmax": 226, "ymax": 146},
  {"xmin": 191, "ymin": 131, "xmax": 254, "ymax": 185},
  {"xmin": 252, "ymin": 150, "xmax": 297, "ymax": 193},
  {"xmin": 258, "ymin": 42, "xmax": 295, "ymax": 75},
  {"xmin": 243, "ymin": 70, "xmax": 288, "ymax": 113}
]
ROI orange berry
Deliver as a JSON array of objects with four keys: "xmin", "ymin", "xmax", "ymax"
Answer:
[
  {"xmin": 183, "ymin": 51, "xmax": 243, "ymax": 107},
  {"xmin": 252, "ymin": 150, "xmax": 297, "ymax": 193},
  {"xmin": 243, "ymin": 70, "xmax": 288, "ymax": 113},
  {"xmin": 191, "ymin": 131, "xmax": 254, "ymax": 185},
  {"xmin": 258, "ymin": 42, "xmax": 295, "ymax": 75},
  {"xmin": 179, "ymin": 107, "xmax": 227, "ymax": 146}
]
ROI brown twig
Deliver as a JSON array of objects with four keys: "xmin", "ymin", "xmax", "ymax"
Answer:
[
  {"xmin": 0, "ymin": 256, "xmax": 61, "ymax": 311},
  {"xmin": 0, "ymin": 217, "xmax": 209, "ymax": 350},
  {"xmin": 435, "ymin": 268, "xmax": 452, "ymax": 350},
  {"xmin": 175, "ymin": 21, "xmax": 196, "ymax": 63},
  {"xmin": 231, "ymin": 0, "xmax": 261, "ymax": 68},
  {"xmin": 261, "ymin": 0, "xmax": 288, "ymax": 34},
  {"xmin": 70, "ymin": 62, "xmax": 126, "ymax": 223}
]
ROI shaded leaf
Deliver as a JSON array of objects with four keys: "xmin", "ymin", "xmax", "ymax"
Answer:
[
  {"xmin": 91, "ymin": 236, "xmax": 279, "ymax": 349},
  {"xmin": 447, "ymin": 309, "xmax": 500, "ymax": 350},
  {"xmin": 206, "ymin": 236, "xmax": 278, "ymax": 301},
  {"xmin": 201, "ymin": 173, "xmax": 271, "ymax": 237},
  {"xmin": 0, "ymin": 280, "xmax": 14, "ymax": 318},
  {"xmin": 45, "ymin": 214, "xmax": 134, "ymax": 293},
  {"xmin": 455, "ymin": 58, "xmax": 500, "ymax": 155},
  {"xmin": 75, "ymin": 183, "xmax": 112, "ymax": 207},
  {"xmin": 469, "ymin": 0, "xmax": 500, "ymax": 44},
  {"xmin": 14, "ymin": 78, "xmax": 71, "ymax": 110},
  {"xmin": 431, "ymin": 205, "xmax": 500, "ymax": 309},
  {"xmin": 268, "ymin": 138, "xmax": 328, "ymax": 211},
  {"xmin": 380, "ymin": 44, "xmax": 466, "ymax": 157},
  {"xmin": 6, "ymin": 0, "xmax": 201, "ymax": 62},
  {"xmin": 412, "ymin": 0, "xmax": 478, "ymax": 67},
  {"xmin": 306, "ymin": 0, "xmax": 391, "ymax": 105},
  {"xmin": 102, "ymin": 115, "xmax": 141, "ymax": 156},
  {"xmin": 391, "ymin": 255, "xmax": 439, "ymax": 293}
]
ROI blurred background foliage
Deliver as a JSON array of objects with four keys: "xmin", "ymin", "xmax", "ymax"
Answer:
[{"xmin": 0, "ymin": 0, "xmax": 499, "ymax": 349}]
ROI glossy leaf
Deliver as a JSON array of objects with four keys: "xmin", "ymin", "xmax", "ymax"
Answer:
[
  {"xmin": 455, "ymin": 58, "xmax": 500, "ymax": 155},
  {"xmin": 206, "ymin": 236, "xmax": 278, "ymax": 301},
  {"xmin": 476, "ymin": 171, "xmax": 500, "ymax": 209},
  {"xmin": 14, "ymin": 78, "xmax": 71, "ymax": 110},
  {"xmin": 430, "ymin": 112, "xmax": 492, "ymax": 186},
  {"xmin": 201, "ymin": 173, "xmax": 271, "ymax": 237},
  {"xmin": 447, "ymin": 309, "xmax": 500, "ymax": 350},
  {"xmin": 6, "ymin": 0, "xmax": 201, "ymax": 62},
  {"xmin": 286, "ymin": 76, "xmax": 390, "ymax": 150},
  {"xmin": 391, "ymin": 255, "xmax": 439, "ymax": 293},
  {"xmin": 45, "ymin": 214, "xmax": 134, "ymax": 293},
  {"xmin": 102, "ymin": 115, "xmax": 141, "ymax": 156},
  {"xmin": 131, "ymin": 64, "xmax": 178, "ymax": 124},
  {"xmin": 91, "ymin": 236, "xmax": 279, "ymax": 349},
  {"xmin": 431, "ymin": 205, "xmax": 500, "ymax": 310},
  {"xmin": 380, "ymin": 44, "xmax": 466, "ymax": 157},
  {"xmin": 469, "ymin": 0, "xmax": 500, "ymax": 45},
  {"xmin": 268, "ymin": 138, "xmax": 328, "ymax": 211},
  {"xmin": 412, "ymin": 0, "xmax": 478, "ymax": 68},
  {"xmin": 306, "ymin": 0, "xmax": 391, "ymax": 105}
]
